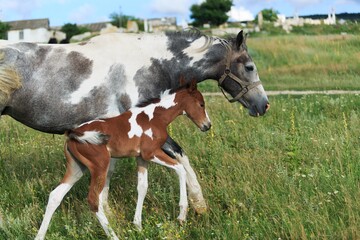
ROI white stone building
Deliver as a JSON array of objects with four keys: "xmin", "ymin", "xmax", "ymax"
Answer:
[{"xmin": 6, "ymin": 18, "xmax": 65, "ymax": 43}]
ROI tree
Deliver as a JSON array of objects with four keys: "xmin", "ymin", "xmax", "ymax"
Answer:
[
  {"xmin": 190, "ymin": 0, "xmax": 233, "ymax": 27},
  {"xmin": 109, "ymin": 12, "xmax": 144, "ymax": 31},
  {"xmin": 61, "ymin": 23, "xmax": 90, "ymax": 41},
  {"xmin": 0, "ymin": 21, "xmax": 11, "ymax": 39},
  {"xmin": 255, "ymin": 8, "xmax": 279, "ymax": 23}
]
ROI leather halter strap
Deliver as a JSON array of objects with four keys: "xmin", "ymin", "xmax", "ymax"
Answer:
[{"xmin": 218, "ymin": 58, "xmax": 262, "ymax": 103}]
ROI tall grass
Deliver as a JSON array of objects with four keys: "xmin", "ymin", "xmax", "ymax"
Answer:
[
  {"xmin": 0, "ymin": 94, "xmax": 359, "ymax": 239},
  {"xmin": 249, "ymin": 34, "xmax": 360, "ymax": 91},
  {"xmin": 199, "ymin": 34, "xmax": 360, "ymax": 92}
]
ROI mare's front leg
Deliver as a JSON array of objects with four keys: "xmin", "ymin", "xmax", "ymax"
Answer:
[
  {"xmin": 133, "ymin": 157, "xmax": 149, "ymax": 230},
  {"xmin": 151, "ymin": 150, "xmax": 188, "ymax": 223},
  {"xmin": 162, "ymin": 137, "xmax": 207, "ymax": 214}
]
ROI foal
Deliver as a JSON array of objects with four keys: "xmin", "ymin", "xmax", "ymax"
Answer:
[{"xmin": 36, "ymin": 81, "xmax": 211, "ymax": 239}]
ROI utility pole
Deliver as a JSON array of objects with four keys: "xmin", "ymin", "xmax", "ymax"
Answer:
[{"xmin": 119, "ymin": 6, "xmax": 122, "ymax": 28}]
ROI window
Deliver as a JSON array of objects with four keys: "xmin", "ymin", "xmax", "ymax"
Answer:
[{"xmin": 19, "ymin": 30, "xmax": 24, "ymax": 40}]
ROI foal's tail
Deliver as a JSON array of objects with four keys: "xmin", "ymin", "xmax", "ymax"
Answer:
[
  {"xmin": 0, "ymin": 52, "xmax": 22, "ymax": 107},
  {"xmin": 67, "ymin": 130, "xmax": 110, "ymax": 145}
]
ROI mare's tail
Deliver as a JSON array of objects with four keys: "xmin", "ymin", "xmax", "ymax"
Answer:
[
  {"xmin": 67, "ymin": 130, "xmax": 110, "ymax": 145},
  {"xmin": 0, "ymin": 52, "xmax": 22, "ymax": 107}
]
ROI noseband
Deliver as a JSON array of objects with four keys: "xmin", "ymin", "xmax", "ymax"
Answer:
[{"xmin": 218, "ymin": 57, "xmax": 262, "ymax": 103}]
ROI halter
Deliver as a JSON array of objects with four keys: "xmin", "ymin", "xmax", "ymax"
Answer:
[{"xmin": 218, "ymin": 56, "xmax": 262, "ymax": 103}]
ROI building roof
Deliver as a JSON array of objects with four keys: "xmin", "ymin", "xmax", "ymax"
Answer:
[
  {"xmin": 6, "ymin": 18, "xmax": 50, "ymax": 30},
  {"xmin": 78, "ymin": 22, "xmax": 110, "ymax": 32}
]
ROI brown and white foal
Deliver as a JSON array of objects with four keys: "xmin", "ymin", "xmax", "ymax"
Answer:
[{"xmin": 36, "ymin": 82, "xmax": 211, "ymax": 239}]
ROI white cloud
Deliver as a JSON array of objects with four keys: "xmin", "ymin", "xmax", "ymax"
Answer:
[
  {"xmin": 287, "ymin": 0, "xmax": 322, "ymax": 7},
  {"xmin": 0, "ymin": 0, "xmax": 42, "ymax": 19},
  {"xmin": 69, "ymin": 4, "xmax": 95, "ymax": 24},
  {"xmin": 150, "ymin": 0, "xmax": 194, "ymax": 15},
  {"xmin": 228, "ymin": 6, "xmax": 254, "ymax": 21}
]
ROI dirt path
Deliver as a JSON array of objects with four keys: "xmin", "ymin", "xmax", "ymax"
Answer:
[{"xmin": 203, "ymin": 90, "xmax": 360, "ymax": 96}]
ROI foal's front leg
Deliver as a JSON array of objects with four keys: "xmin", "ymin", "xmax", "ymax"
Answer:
[{"xmin": 151, "ymin": 150, "xmax": 188, "ymax": 223}]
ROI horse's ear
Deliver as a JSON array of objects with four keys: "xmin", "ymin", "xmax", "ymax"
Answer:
[{"xmin": 236, "ymin": 30, "xmax": 244, "ymax": 50}]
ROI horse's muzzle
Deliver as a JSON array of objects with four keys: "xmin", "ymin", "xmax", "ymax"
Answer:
[
  {"xmin": 200, "ymin": 122, "xmax": 212, "ymax": 132},
  {"xmin": 249, "ymin": 101, "xmax": 270, "ymax": 117}
]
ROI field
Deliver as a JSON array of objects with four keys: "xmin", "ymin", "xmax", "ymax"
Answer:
[
  {"xmin": 199, "ymin": 34, "xmax": 360, "ymax": 92},
  {"xmin": 0, "ymin": 34, "xmax": 359, "ymax": 239}
]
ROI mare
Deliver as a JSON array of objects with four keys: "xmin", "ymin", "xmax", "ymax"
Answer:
[
  {"xmin": 0, "ymin": 29, "xmax": 269, "ymax": 217},
  {"xmin": 35, "ymin": 82, "xmax": 211, "ymax": 239}
]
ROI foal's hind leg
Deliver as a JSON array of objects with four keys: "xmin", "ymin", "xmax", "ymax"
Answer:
[
  {"xmin": 35, "ymin": 144, "xmax": 86, "ymax": 240},
  {"xmin": 95, "ymin": 189, "xmax": 119, "ymax": 240},
  {"xmin": 83, "ymin": 146, "xmax": 119, "ymax": 240},
  {"xmin": 163, "ymin": 137, "xmax": 206, "ymax": 214},
  {"xmin": 101, "ymin": 158, "xmax": 116, "ymax": 212}
]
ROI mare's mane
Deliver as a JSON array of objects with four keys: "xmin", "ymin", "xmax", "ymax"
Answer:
[
  {"xmin": 135, "ymin": 83, "xmax": 193, "ymax": 108},
  {"xmin": 166, "ymin": 28, "xmax": 232, "ymax": 53}
]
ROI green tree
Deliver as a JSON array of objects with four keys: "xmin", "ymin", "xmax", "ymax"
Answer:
[
  {"xmin": 109, "ymin": 12, "xmax": 144, "ymax": 31},
  {"xmin": 61, "ymin": 23, "xmax": 90, "ymax": 41},
  {"xmin": 190, "ymin": 0, "xmax": 233, "ymax": 27},
  {"xmin": 0, "ymin": 21, "xmax": 11, "ymax": 39},
  {"xmin": 255, "ymin": 8, "xmax": 279, "ymax": 23}
]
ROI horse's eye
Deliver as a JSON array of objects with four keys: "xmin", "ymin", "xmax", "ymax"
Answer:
[{"xmin": 200, "ymin": 103, "xmax": 205, "ymax": 108}]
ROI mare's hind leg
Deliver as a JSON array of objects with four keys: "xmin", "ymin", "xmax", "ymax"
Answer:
[
  {"xmin": 35, "ymin": 144, "xmax": 86, "ymax": 240},
  {"xmin": 162, "ymin": 137, "xmax": 207, "ymax": 214},
  {"xmin": 133, "ymin": 157, "xmax": 149, "ymax": 230},
  {"xmin": 151, "ymin": 150, "xmax": 188, "ymax": 223}
]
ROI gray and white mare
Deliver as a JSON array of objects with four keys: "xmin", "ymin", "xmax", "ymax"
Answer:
[{"xmin": 0, "ymin": 29, "xmax": 269, "ymax": 237}]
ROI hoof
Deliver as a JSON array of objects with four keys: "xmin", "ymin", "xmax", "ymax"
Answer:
[
  {"xmin": 190, "ymin": 198, "xmax": 207, "ymax": 214},
  {"xmin": 133, "ymin": 221, "xmax": 142, "ymax": 231},
  {"xmin": 177, "ymin": 217, "xmax": 185, "ymax": 226},
  {"xmin": 194, "ymin": 206, "xmax": 207, "ymax": 214}
]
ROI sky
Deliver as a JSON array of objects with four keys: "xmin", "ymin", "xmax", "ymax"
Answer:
[{"xmin": 0, "ymin": 0, "xmax": 359, "ymax": 27}]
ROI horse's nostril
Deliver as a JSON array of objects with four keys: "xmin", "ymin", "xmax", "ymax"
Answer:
[
  {"xmin": 201, "ymin": 123, "xmax": 211, "ymax": 132},
  {"xmin": 265, "ymin": 103, "xmax": 270, "ymax": 112}
]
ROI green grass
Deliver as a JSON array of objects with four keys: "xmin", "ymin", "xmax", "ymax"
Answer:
[
  {"xmin": 199, "ymin": 34, "xmax": 360, "ymax": 92},
  {"xmin": 249, "ymin": 35, "xmax": 360, "ymax": 91},
  {"xmin": 0, "ymin": 94, "xmax": 359, "ymax": 239}
]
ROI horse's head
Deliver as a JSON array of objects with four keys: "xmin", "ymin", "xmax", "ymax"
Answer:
[
  {"xmin": 176, "ymin": 80, "xmax": 211, "ymax": 132},
  {"xmin": 219, "ymin": 30, "xmax": 270, "ymax": 117}
]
